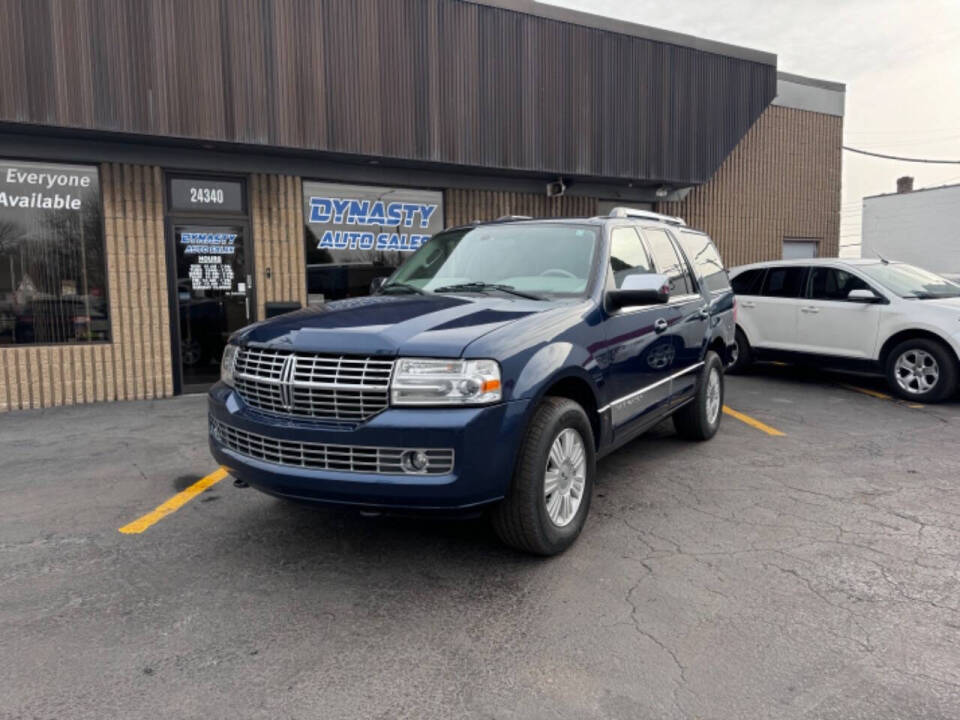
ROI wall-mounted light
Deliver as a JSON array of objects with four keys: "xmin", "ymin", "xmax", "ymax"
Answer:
[{"xmin": 655, "ymin": 186, "xmax": 670, "ymax": 199}]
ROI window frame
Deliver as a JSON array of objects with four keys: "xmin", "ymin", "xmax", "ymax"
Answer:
[
  {"xmin": 803, "ymin": 265, "xmax": 885, "ymax": 303},
  {"xmin": 673, "ymin": 229, "xmax": 730, "ymax": 295},
  {"xmin": 638, "ymin": 225, "xmax": 699, "ymax": 301},
  {"xmin": 0, "ymin": 157, "xmax": 112, "ymax": 348},
  {"xmin": 759, "ymin": 265, "xmax": 809, "ymax": 299},
  {"xmin": 607, "ymin": 225, "xmax": 655, "ymax": 289},
  {"xmin": 731, "ymin": 268, "xmax": 767, "ymax": 296}
]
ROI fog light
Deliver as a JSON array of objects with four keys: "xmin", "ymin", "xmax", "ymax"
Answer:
[{"xmin": 401, "ymin": 450, "xmax": 430, "ymax": 473}]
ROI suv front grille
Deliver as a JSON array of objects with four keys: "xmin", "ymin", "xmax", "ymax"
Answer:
[
  {"xmin": 210, "ymin": 418, "xmax": 454, "ymax": 475},
  {"xmin": 233, "ymin": 348, "xmax": 394, "ymax": 422}
]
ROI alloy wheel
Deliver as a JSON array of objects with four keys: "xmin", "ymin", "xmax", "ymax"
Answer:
[
  {"xmin": 706, "ymin": 367, "xmax": 722, "ymax": 425},
  {"xmin": 544, "ymin": 428, "xmax": 587, "ymax": 527},
  {"xmin": 894, "ymin": 348, "xmax": 940, "ymax": 395}
]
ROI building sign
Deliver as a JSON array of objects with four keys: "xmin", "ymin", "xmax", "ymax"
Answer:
[
  {"xmin": 0, "ymin": 159, "xmax": 109, "ymax": 345},
  {"xmin": 180, "ymin": 231, "xmax": 238, "ymax": 255},
  {"xmin": 0, "ymin": 163, "xmax": 96, "ymax": 211},
  {"xmin": 302, "ymin": 181, "xmax": 443, "ymax": 302},
  {"xmin": 169, "ymin": 176, "xmax": 245, "ymax": 214},
  {"xmin": 188, "ymin": 257, "xmax": 235, "ymax": 291}
]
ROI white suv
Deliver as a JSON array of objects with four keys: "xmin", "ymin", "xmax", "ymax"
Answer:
[{"xmin": 728, "ymin": 259, "xmax": 960, "ymax": 402}]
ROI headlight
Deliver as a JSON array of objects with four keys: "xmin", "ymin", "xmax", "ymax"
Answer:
[
  {"xmin": 221, "ymin": 344, "xmax": 239, "ymax": 386},
  {"xmin": 390, "ymin": 358, "xmax": 502, "ymax": 406}
]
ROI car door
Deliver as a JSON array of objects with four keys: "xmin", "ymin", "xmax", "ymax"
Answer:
[
  {"xmin": 731, "ymin": 267, "xmax": 766, "ymax": 345},
  {"xmin": 643, "ymin": 226, "xmax": 709, "ymax": 403},
  {"xmin": 748, "ymin": 265, "xmax": 808, "ymax": 350},
  {"xmin": 600, "ymin": 226, "xmax": 677, "ymax": 436},
  {"xmin": 794, "ymin": 266, "xmax": 883, "ymax": 358}
]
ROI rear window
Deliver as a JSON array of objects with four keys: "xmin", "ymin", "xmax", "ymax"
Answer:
[
  {"xmin": 761, "ymin": 266, "xmax": 807, "ymax": 298},
  {"xmin": 731, "ymin": 268, "xmax": 765, "ymax": 295},
  {"xmin": 677, "ymin": 231, "xmax": 729, "ymax": 293}
]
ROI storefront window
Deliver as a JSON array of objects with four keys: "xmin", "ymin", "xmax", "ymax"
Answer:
[
  {"xmin": 0, "ymin": 160, "xmax": 108, "ymax": 345},
  {"xmin": 302, "ymin": 181, "xmax": 444, "ymax": 303}
]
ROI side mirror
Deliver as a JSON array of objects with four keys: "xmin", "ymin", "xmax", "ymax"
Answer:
[
  {"xmin": 369, "ymin": 276, "xmax": 388, "ymax": 294},
  {"xmin": 606, "ymin": 273, "xmax": 671, "ymax": 310},
  {"xmin": 848, "ymin": 288, "xmax": 881, "ymax": 303}
]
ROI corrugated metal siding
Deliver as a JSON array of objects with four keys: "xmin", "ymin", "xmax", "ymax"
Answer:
[
  {"xmin": 0, "ymin": 163, "xmax": 173, "ymax": 412},
  {"xmin": 0, "ymin": 0, "xmax": 775, "ymax": 186},
  {"xmin": 658, "ymin": 106, "xmax": 843, "ymax": 266},
  {"xmin": 444, "ymin": 189, "xmax": 598, "ymax": 227}
]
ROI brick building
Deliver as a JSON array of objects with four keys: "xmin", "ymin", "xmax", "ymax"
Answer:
[{"xmin": 0, "ymin": 0, "xmax": 843, "ymax": 411}]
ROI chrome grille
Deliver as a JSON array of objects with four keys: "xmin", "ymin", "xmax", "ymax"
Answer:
[
  {"xmin": 233, "ymin": 348, "xmax": 394, "ymax": 422},
  {"xmin": 210, "ymin": 418, "xmax": 454, "ymax": 475}
]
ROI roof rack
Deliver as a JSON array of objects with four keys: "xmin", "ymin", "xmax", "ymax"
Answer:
[
  {"xmin": 606, "ymin": 207, "xmax": 687, "ymax": 226},
  {"xmin": 495, "ymin": 214, "xmax": 533, "ymax": 221}
]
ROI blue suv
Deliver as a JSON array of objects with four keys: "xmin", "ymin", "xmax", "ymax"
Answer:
[{"xmin": 209, "ymin": 209, "xmax": 736, "ymax": 554}]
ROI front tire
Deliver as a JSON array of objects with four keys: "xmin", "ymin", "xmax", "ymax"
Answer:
[
  {"xmin": 673, "ymin": 351, "xmax": 724, "ymax": 441},
  {"xmin": 885, "ymin": 338, "xmax": 957, "ymax": 403},
  {"xmin": 492, "ymin": 397, "xmax": 596, "ymax": 556}
]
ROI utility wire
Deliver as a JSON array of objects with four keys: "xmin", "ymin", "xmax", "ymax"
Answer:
[{"xmin": 843, "ymin": 146, "xmax": 960, "ymax": 164}]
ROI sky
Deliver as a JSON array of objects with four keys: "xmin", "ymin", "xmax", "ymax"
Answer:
[{"xmin": 546, "ymin": 0, "xmax": 960, "ymax": 257}]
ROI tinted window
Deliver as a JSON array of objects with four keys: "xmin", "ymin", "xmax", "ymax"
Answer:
[
  {"xmin": 761, "ymin": 266, "xmax": 806, "ymax": 298},
  {"xmin": 609, "ymin": 227, "xmax": 654, "ymax": 288},
  {"xmin": 643, "ymin": 228, "xmax": 693, "ymax": 295},
  {"xmin": 731, "ymin": 268, "xmax": 765, "ymax": 295},
  {"xmin": 0, "ymin": 159, "xmax": 109, "ymax": 345},
  {"xmin": 676, "ymin": 231, "xmax": 729, "ymax": 292},
  {"xmin": 807, "ymin": 267, "xmax": 870, "ymax": 300}
]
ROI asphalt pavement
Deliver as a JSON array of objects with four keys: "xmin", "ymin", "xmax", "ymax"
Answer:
[{"xmin": 2, "ymin": 365, "xmax": 960, "ymax": 719}]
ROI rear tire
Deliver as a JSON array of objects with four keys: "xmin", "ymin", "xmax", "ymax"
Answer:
[
  {"xmin": 885, "ymin": 338, "xmax": 957, "ymax": 403},
  {"xmin": 491, "ymin": 397, "xmax": 596, "ymax": 556},
  {"xmin": 673, "ymin": 351, "xmax": 724, "ymax": 441},
  {"xmin": 727, "ymin": 327, "xmax": 753, "ymax": 374}
]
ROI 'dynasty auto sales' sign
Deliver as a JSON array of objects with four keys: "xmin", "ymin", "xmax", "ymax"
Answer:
[{"xmin": 302, "ymin": 181, "xmax": 443, "ymax": 258}]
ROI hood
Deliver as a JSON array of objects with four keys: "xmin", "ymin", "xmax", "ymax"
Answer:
[
  {"xmin": 921, "ymin": 296, "xmax": 960, "ymax": 312},
  {"xmin": 235, "ymin": 294, "xmax": 546, "ymax": 356}
]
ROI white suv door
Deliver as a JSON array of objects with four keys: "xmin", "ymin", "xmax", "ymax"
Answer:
[
  {"xmin": 737, "ymin": 266, "xmax": 807, "ymax": 350},
  {"xmin": 793, "ymin": 265, "xmax": 883, "ymax": 358}
]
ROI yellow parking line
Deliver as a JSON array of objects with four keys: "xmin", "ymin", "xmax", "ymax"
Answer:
[
  {"xmin": 722, "ymin": 405, "xmax": 786, "ymax": 436},
  {"xmin": 119, "ymin": 467, "xmax": 228, "ymax": 534},
  {"xmin": 838, "ymin": 383, "xmax": 891, "ymax": 401}
]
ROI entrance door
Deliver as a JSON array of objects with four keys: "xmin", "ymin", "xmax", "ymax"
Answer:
[{"xmin": 172, "ymin": 223, "xmax": 253, "ymax": 391}]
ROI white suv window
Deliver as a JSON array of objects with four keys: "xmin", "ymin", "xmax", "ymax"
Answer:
[{"xmin": 806, "ymin": 267, "xmax": 871, "ymax": 301}]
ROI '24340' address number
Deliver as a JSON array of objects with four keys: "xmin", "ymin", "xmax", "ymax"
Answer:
[{"xmin": 190, "ymin": 187, "xmax": 225, "ymax": 204}]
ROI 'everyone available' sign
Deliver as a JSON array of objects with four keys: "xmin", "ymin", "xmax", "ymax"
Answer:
[{"xmin": 0, "ymin": 165, "xmax": 96, "ymax": 211}]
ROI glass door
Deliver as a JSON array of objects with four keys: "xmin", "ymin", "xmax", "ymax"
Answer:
[{"xmin": 172, "ymin": 224, "xmax": 252, "ymax": 391}]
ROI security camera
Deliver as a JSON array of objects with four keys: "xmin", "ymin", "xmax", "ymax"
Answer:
[{"xmin": 546, "ymin": 179, "xmax": 566, "ymax": 198}]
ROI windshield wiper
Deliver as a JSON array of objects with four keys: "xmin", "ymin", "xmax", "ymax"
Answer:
[
  {"xmin": 380, "ymin": 282, "xmax": 426, "ymax": 295},
  {"xmin": 432, "ymin": 282, "xmax": 543, "ymax": 300},
  {"xmin": 905, "ymin": 292, "xmax": 960, "ymax": 299}
]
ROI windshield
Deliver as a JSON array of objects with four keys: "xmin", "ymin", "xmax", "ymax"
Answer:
[
  {"xmin": 387, "ymin": 223, "xmax": 599, "ymax": 297},
  {"xmin": 858, "ymin": 263, "xmax": 960, "ymax": 299}
]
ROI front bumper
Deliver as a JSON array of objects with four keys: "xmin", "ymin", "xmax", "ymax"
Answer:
[{"xmin": 208, "ymin": 382, "xmax": 531, "ymax": 510}]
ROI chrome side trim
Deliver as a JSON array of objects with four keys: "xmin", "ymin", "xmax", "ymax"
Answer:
[{"xmin": 597, "ymin": 362, "xmax": 705, "ymax": 414}]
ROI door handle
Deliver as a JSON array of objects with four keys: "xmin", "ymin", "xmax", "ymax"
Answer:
[
  {"xmin": 801, "ymin": 306, "xmax": 820, "ymax": 314},
  {"xmin": 740, "ymin": 301, "xmax": 756, "ymax": 309},
  {"xmin": 654, "ymin": 318, "xmax": 669, "ymax": 333}
]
